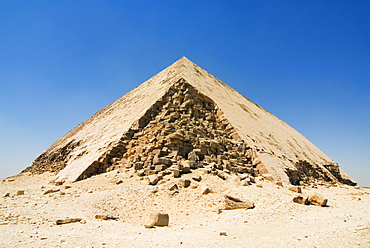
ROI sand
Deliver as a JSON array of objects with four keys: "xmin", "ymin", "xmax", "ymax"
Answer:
[{"xmin": 1, "ymin": 171, "xmax": 369, "ymax": 247}]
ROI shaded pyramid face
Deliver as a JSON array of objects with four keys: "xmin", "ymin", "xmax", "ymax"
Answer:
[{"xmin": 23, "ymin": 57, "xmax": 356, "ymax": 186}]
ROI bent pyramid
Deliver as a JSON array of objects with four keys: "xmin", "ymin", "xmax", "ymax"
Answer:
[{"xmin": 23, "ymin": 57, "xmax": 356, "ymax": 186}]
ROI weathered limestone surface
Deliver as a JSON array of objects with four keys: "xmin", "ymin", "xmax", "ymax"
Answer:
[{"xmin": 23, "ymin": 57, "xmax": 356, "ymax": 186}]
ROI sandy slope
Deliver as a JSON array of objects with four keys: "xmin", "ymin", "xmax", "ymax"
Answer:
[{"xmin": 0, "ymin": 172, "xmax": 369, "ymax": 248}]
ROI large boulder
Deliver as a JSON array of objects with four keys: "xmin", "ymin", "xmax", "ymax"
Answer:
[
  {"xmin": 221, "ymin": 195, "xmax": 254, "ymax": 210},
  {"xmin": 308, "ymin": 193, "xmax": 328, "ymax": 207},
  {"xmin": 292, "ymin": 193, "xmax": 327, "ymax": 207},
  {"xmin": 144, "ymin": 212, "xmax": 169, "ymax": 228},
  {"xmin": 293, "ymin": 195, "xmax": 310, "ymax": 205},
  {"xmin": 147, "ymin": 175, "xmax": 162, "ymax": 185},
  {"xmin": 178, "ymin": 179, "xmax": 191, "ymax": 188},
  {"xmin": 180, "ymin": 161, "xmax": 191, "ymax": 173}
]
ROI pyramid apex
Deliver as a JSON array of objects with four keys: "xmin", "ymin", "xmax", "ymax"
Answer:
[
  {"xmin": 167, "ymin": 56, "xmax": 197, "ymax": 76},
  {"xmin": 176, "ymin": 56, "xmax": 194, "ymax": 66},
  {"xmin": 179, "ymin": 56, "xmax": 190, "ymax": 61}
]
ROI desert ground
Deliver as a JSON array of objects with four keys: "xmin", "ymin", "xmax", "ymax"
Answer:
[{"xmin": 1, "ymin": 170, "xmax": 369, "ymax": 248}]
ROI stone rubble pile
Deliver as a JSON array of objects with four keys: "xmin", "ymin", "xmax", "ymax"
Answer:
[
  {"xmin": 23, "ymin": 140, "xmax": 80, "ymax": 174},
  {"xmin": 78, "ymin": 80, "xmax": 261, "ymax": 184}
]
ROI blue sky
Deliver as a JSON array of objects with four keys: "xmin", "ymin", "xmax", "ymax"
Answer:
[{"xmin": 0, "ymin": 1, "xmax": 369, "ymax": 186}]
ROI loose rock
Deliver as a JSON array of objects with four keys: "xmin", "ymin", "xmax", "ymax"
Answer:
[
  {"xmin": 179, "ymin": 179, "xmax": 191, "ymax": 188},
  {"xmin": 293, "ymin": 196, "xmax": 310, "ymax": 205},
  {"xmin": 289, "ymin": 186, "xmax": 302, "ymax": 193},
  {"xmin": 168, "ymin": 183, "xmax": 178, "ymax": 191},
  {"xmin": 276, "ymin": 181, "xmax": 283, "ymax": 186},
  {"xmin": 221, "ymin": 195, "xmax": 254, "ymax": 210},
  {"xmin": 144, "ymin": 212, "xmax": 169, "ymax": 228},
  {"xmin": 192, "ymin": 176, "xmax": 202, "ymax": 182},
  {"xmin": 308, "ymin": 193, "xmax": 328, "ymax": 207},
  {"xmin": 56, "ymin": 218, "xmax": 82, "ymax": 225},
  {"xmin": 95, "ymin": 214, "xmax": 119, "ymax": 220},
  {"xmin": 43, "ymin": 188, "xmax": 60, "ymax": 195},
  {"xmin": 173, "ymin": 169, "xmax": 180, "ymax": 178},
  {"xmin": 200, "ymin": 186, "xmax": 211, "ymax": 195},
  {"xmin": 148, "ymin": 175, "xmax": 161, "ymax": 185},
  {"xmin": 15, "ymin": 190, "xmax": 25, "ymax": 196},
  {"xmin": 180, "ymin": 161, "xmax": 191, "ymax": 173}
]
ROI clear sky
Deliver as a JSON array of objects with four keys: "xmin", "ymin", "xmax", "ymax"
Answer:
[{"xmin": 0, "ymin": 1, "xmax": 369, "ymax": 186}]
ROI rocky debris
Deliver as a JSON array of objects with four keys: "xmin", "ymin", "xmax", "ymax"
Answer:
[
  {"xmin": 286, "ymin": 160, "xmax": 356, "ymax": 186},
  {"xmin": 262, "ymin": 174, "xmax": 274, "ymax": 182},
  {"xmin": 200, "ymin": 186, "xmax": 211, "ymax": 195},
  {"xmin": 115, "ymin": 179, "xmax": 123, "ymax": 185},
  {"xmin": 239, "ymin": 174, "xmax": 255, "ymax": 186},
  {"xmin": 219, "ymin": 232, "xmax": 227, "ymax": 236},
  {"xmin": 150, "ymin": 187, "xmax": 159, "ymax": 194},
  {"xmin": 15, "ymin": 190, "xmax": 25, "ymax": 196},
  {"xmin": 293, "ymin": 193, "xmax": 328, "ymax": 207},
  {"xmin": 179, "ymin": 179, "xmax": 191, "ymax": 188},
  {"xmin": 3, "ymin": 192, "xmax": 10, "ymax": 197},
  {"xmin": 94, "ymin": 214, "xmax": 119, "ymax": 220},
  {"xmin": 70, "ymin": 80, "xmax": 259, "ymax": 182},
  {"xmin": 168, "ymin": 183, "xmax": 178, "ymax": 191},
  {"xmin": 172, "ymin": 169, "xmax": 180, "ymax": 178},
  {"xmin": 24, "ymin": 140, "xmax": 81, "ymax": 175},
  {"xmin": 144, "ymin": 213, "xmax": 169, "ymax": 228},
  {"xmin": 192, "ymin": 176, "xmax": 202, "ymax": 182},
  {"xmin": 256, "ymin": 163, "xmax": 268, "ymax": 174},
  {"xmin": 241, "ymin": 178, "xmax": 253, "ymax": 186},
  {"xmin": 43, "ymin": 188, "xmax": 60, "ymax": 195},
  {"xmin": 293, "ymin": 196, "xmax": 310, "ymax": 205},
  {"xmin": 220, "ymin": 195, "xmax": 254, "ymax": 210},
  {"xmin": 148, "ymin": 175, "xmax": 162, "ymax": 185},
  {"xmin": 217, "ymin": 171, "xmax": 227, "ymax": 180},
  {"xmin": 56, "ymin": 218, "xmax": 82, "ymax": 225},
  {"xmin": 180, "ymin": 161, "xmax": 191, "ymax": 174},
  {"xmin": 289, "ymin": 186, "xmax": 302, "ymax": 193},
  {"xmin": 240, "ymin": 174, "xmax": 255, "ymax": 183},
  {"xmin": 308, "ymin": 193, "xmax": 328, "ymax": 207}
]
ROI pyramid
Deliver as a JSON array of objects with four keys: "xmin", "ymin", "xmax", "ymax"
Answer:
[{"xmin": 23, "ymin": 57, "xmax": 356, "ymax": 186}]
